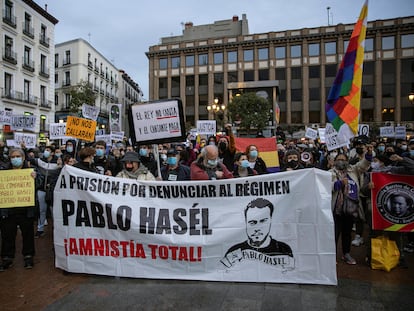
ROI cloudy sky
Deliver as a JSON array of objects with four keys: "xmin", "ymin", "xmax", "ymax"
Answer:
[{"xmin": 35, "ymin": 0, "xmax": 413, "ymax": 99}]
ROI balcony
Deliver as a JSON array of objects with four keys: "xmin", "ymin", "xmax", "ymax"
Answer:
[
  {"xmin": 62, "ymin": 80, "xmax": 71, "ymax": 87},
  {"xmin": 22, "ymin": 58, "xmax": 35, "ymax": 72},
  {"xmin": 39, "ymin": 66, "xmax": 50, "ymax": 78},
  {"xmin": 88, "ymin": 61, "xmax": 93, "ymax": 69},
  {"xmin": 2, "ymin": 49, "xmax": 17, "ymax": 65},
  {"xmin": 3, "ymin": 11, "xmax": 16, "ymax": 28},
  {"xmin": 93, "ymin": 85, "xmax": 99, "ymax": 92},
  {"xmin": 63, "ymin": 57, "xmax": 71, "ymax": 66},
  {"xmin": 1, "ymin": 89, "xmax": 38, "ymax": 106},
  {"xmin": 39, "ymin": 34, "xmax": 50, "ymax": 47},
  {"xmin": 22, "ymin": 23, "xmax": 35, "ymax": 39},
  {"xmin": 40, "ymin": 99, "xmax": 52, "ymax": 109},
  {"xmin": 94, "ymin": 66, "xmax": 99, "ymax": 73},
  {"xmin": 100, "ymin": 88, "xmax": 105, "ymax": 95}
]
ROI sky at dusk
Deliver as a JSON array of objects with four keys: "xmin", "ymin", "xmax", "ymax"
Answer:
[{"xmin": 34, "ymin": 0, "xmax": 414, "ymax": 100}]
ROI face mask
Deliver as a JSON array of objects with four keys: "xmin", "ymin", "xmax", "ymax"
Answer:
[
  {"xmin": 207, "ymin": 159, "xmax": 218, "ymax": 168},
  {"xmin": 167, "ymin": 157, "xmax": 177, "ymax": 166},
  {"xmin": 218, "ymin": 142, "xmax": 227, "ymax": 151},
  {"xmin": 43, "ymin": 151, "xmax": 51, "ymax": 158},
  {"xmin": 377, "ymin": 146, "xmax": 385, "ymax": 152},
  {"xmin": 370, "ymin": 162, "xmax": 381, "ymax": 171},
  {"xmin": 55, "ymin": 153, "xmax": 62, "ymax": 158},
  {"xmin": 401, "ymin": 145, "xmax": 407, "ymax": 151},
  {"xmin": 241, "ymin": 160, "xmax": 250, "ymax": 168},
  {"xmin": 356, "ymin": 147, "xmax": 364, "ymax": 155},
  {"xmin": 385, "ymin": 151, "xmax": 395, "ymax": 157},
  {"xmin": 66, "ymin": 146, "xmax": 73, "ymax": 153},
  {"xmin": 287, "ymin": 160, "xmax": 298, "ymax": 168},
  {"xmin": 335, "ymin": 160, "xmax": 348, "ymax": 170},
  {"xmin": 139, "ymin": 148, "xmax": 148, "ymax": 157},
  {"xmin": 11, "ymin": 157, "xmax": 23, "ymax": 167},
  {"xmin": 96, "ymin": 149, "xmax": 104, "ymax": 157},
  {"xmin": 249, "ymin": 150, "xmax": 258, "ymax": 158},
  {"xmin": 410, "ymin": 150, "xmax": 414, "ymax": 157},
  {"xmin": 308, "ymin": 144, "xmax": 314, "ymax": 149},
  {"xmin": 209, "ymin": 141, "xmax": 216, "ymax": 145},
  {"xmin": 161, "ymin": 154, "xmax": 167, "ymax": 161}
]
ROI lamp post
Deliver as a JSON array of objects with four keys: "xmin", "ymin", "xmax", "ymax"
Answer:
[
  {"xmin": 409, "ymin": 92, "xmax": 414, "ymax": 103},
  {"xmin": 207, "ymin": 98, "xmax": 226, "ymax": 131}
]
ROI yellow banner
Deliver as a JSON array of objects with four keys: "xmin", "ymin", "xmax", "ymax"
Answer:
[
  {"xmin": 0, "ymin": 169, "xmax": 35, "ymax": 208},
  {"xmin": 66, "ymin": 116, "xmax": 96, "ymax": 142}
]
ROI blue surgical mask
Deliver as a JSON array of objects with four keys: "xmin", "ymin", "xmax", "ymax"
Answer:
[
  {"xmin": 66, "ymin": 146, "xmax": 73, "ymax": 153},
  {"xmin": 139, "ymin": 148, "xmax": 148, "ymax": 157},
  {"xmin": 241, "ymin": 160, "xmax": 250, "ymax": 168},
  {"xmin": 207, "ymin": 159, "xmax": 218, "ymax": 168},
  {"xmin": 43, "ymin": 151, "xmax": 50, "ymax": 158},
  {"xmin": 11, "ymin": 157, "xmax": 23, "ymax": 167},
  {"xmin": 96, "ymin": 149, "xmax": 104, "ymax": 157},
  {"xmin": 55, "ymin": 153, "xmax": 62, "ymax": 158},
  {"xmin": 249, "ymin": 150, "xmax": 258, "ymax": 158},
  {"xmin": 167, "ymin": 157, "xmax": 177, "ymax": 166},
  {"xmin": 377, "ymin": 146, "xmax": 385, "ymax": 152}
]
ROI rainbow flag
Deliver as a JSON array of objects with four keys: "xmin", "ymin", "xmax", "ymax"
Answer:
[
  {"xmin": 325, "ymin": 0, "xmax": 368, "ymax": 142},
  {"xmin": 235, "ymin": 137, "xmax": 280, "ymax": 172}
]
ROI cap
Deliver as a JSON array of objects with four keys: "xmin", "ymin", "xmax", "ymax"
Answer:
[
  {"xmin": 167, "ymin": 148, "xmax": 178, "ymax": 156},
  {"xmin": 121, "ymin": 151, "xmax": 140, "ymax": 162}
]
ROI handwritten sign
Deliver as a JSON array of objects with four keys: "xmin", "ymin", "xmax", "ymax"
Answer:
[
  {"xmin": 358, "ymin": 124, "xmax": 369, "ymax": 137},
  {"xmin": 325, "ymin": 123, "xmax": 349, "ymax": 151},
  {"xmin": 0, "ymin": 110, "xmax": 12, "ymax": 124},
  {"xmin": 49, "ymin": 123, "xmax": 67, "ymax": 140},
  {"xmin": 66, "ymin": 116, "xmax": 96, "ymax": 142},
  {"xmin": 197, "ymin": 120, "xmax": 216, "ymax": 136},
  {"xmin": 13, "ymin": 132, "xmax": 37, "ymax": 148},
  {"xmin": 380, "ymin": 126, "xmax": 395, "ymax": 138},
  {"xmin": 10, "ymin": 115, "xmax": 36, "ymax": 131},
  {"xmin": 394, "ymin": 126, "xmax": 406, "ymax": 140},
  {"xmin": 305, "ymin": 127, "xmax": 318, "ymax": 140},
  {"xmin": 82, "ymin": 104, "xmax": 100, "ymax": 121},
  {"xmin": 130, "ymin": 99, "xmax": 186, "ymax": 144},
  {"xmin": 0, "ymin": 169, "xmax": 35, "ymax": 208},
  {"xmin": 110, "ymin": 131, "xmax": 124, "ymax": 142}
]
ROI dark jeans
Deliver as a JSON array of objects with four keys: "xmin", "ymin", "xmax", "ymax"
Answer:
[
  {"xmin": 334, "ymin": 213, "xmax": 354, "ymax": 255},
  {"xmin": 1, "ymin": 213, "xmax": 35, "ymax": 259}
]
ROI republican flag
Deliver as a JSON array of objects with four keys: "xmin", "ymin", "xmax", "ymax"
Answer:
[
  {"xmin": 235, "ymin": 137, "xmax": 280, "ymax": 172},
  {"xmin": 325, "ymin": 0, "xmax": 368, "ymax": 143}
]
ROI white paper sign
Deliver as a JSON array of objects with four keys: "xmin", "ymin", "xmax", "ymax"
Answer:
[
  {"xmin": 305, "ymin": 127, "xmax": 318, "ymax": 140},
  {"xmin": 49, "ymin": 123, "xmax": 67, "ymax": 140},
  {"xmin": 82, "ymin": 104, "xmax": 100, "ymax": 121},
  {"xmin": 53, "ymin": 166, "xmax": 336, "ymax": 285},
  {"xmin": 95, "ymin": 135, "xmax": 112, "ymax": 146},
  {"xmin": 394, "ymin": 126, "xmax": 406, "ymax": 139},
  {"xmin": 358, "ymin": 124, "xmax": 369, "ymax": 137},
  {"xmin": 13, "ymin": 132, "xmax": 37, "ymax": 148},
  {"xmin": 109, "ymin": 104, "xmax": 122, "ymax": 132},
  {"xmin": 325, "ymin": 123, "xmax": 349, "ymax": 151},
  {"xmin": 10, "ymin": 115, "xmax": 36, "ymax": 131},
  {"xmin": 380, "ymin": 126, "xmax": 395, "ymax": 138},
  {"xmin": 0, "ymin": 110, "xmax": 12, "ymax": 124},
  {"xmin": 110, "ymin": 131, "xmax": 124, "ymax": 142},
  {"xmin": 197, "ymin": 120, "xmax": 216, "ymax": 136},
  {"xmin": 318, "ymin": 128, "xmax": 326, "ymax": 143}
]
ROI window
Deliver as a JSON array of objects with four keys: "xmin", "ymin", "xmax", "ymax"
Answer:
[
  {"xmin": 4, "ymin": 1, "xmax": 13, "ymax": 22},
  {"xmin": 258, "ymin": 48, "xmax": 268, "ymax": 60},
  {"xmin": 290, "ymin": 45, "xmax": 301, "ymax": 58},
  {"xmin": 325, "ymin": 42, "xmax": 336, "ymax": 55},
  {"xmin": 64, "ymin": 71, "xmax": 70, "ymax": 86},
  {"xmin": 325, "ymin": 64, "xmax": 338, "ymax": 77},
  {"xmin": 365, "ymin": 38, "xmax": 374, "ymax": 51},
  {"xmin": 275, "ymin": 68, "xmax": 286, "ymax": 80},
  {"xmin": 55, "ymin": 73, "xmax": 58, "ymax": 84},
  {"xmin": 309, "ymin": 88, "xmax": 320, "ymax": 100},
  {"xmin": 382, "ymin": 36, "xmax": 395, "ymax": 50},
  {"xmin": 171, "ymin": 76, "xmax": 180, "ymax": 97},
  {"xmin": 40, "ymin": 24, "xmax": 48, "ymax": 45},
  {"xmin": 159, "ymin": 58, "xmax": 167, "ymax": 69},
  {"xmin": 24, "ymin": 80, "xmax": 30, "ymax": 101},
  {"xmin": 4, "ymin": 36, "xmax": 13, "ymax": 60},
  {"xmin": 309, "ymin": 66, "xmax": 320, "ymax": 78},
  {"xmin": 171, "ymin": 56, "xmax": 180, "ymax": 68},
  {"xmin": 291, "ymin": 89, "xmax": 302, "ymax": 101},
  {"xmin": 401, "ymin": 34, "xmax": 414, "ymax": 48},
  {"xmin": 65, "ymin": 94, "xmax": 71, "ymax": 109},
  {"xmin": 40, "ymin": 86, "xmax": 46, "ymax": 106},
  {"xmin": 244, "ymin": 70, "xmax": 254, "ymax": 81},
  {"xmin": 40, "ymin": 54, "xmax": 47, "ymax": 73},
  {"xmin": 4, "ymin": 73, "xmax": 12, "ymax": 96},
  {"xmin": 40, "ymin": 115, "xmax": 46, "ymax": 131},
  {"xmin": 363, "ymin": 61, "xmax": 375, "ymax": 75},
  {"xmin": 308, "ymin": 43, "xmax": 320, "ymax": 56},
  {"xmin": 275, "ymin": 46, "xmax": 286, "ymax": 59},
  {"xmin": 227, "ymin": 51, "xmax": 237, "ymax": 63},
  {"xmin": 228, "ymin": 71, "xmax": 237, "ymax": 83},
  {"xmin": 259, "ymin": 69, "xmax": 269, "ymax": 80},
  {"xmin": 344, "ymin": 40, "xmax": 349, "ymax": 52},
  {"xmin": 185, "ymin": 55, "xmax": 194, "ymax": 67},
  {"xmin": 64, "ymin": 50, "xmax": 71, "ymax": 65},
  {"xmin": 23, "ymin": 13, "xmax": 33, "ymax": 37},
  {"xmin": 199, "ymin": 54, "xmax": 208, "ymax": 65},
  {"xmin": 214, "ymin": 52, "xmax": 223, "ymax": 64},
  {"xmin": 199, "ymin": 74, "xmax": 208, "ymax": 86},
  {"xmin": 243, "ymin": 49, "xmax": 253, "ymax": 62},
  {"xmin": 24, "ymin": 46, "xmax": 31, "ymax": 65},
  {"xmin": 291, "ymin": 67, "xmax": 302, "ymax": 79}
]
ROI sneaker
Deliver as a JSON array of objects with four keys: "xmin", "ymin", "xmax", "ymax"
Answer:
[
  {"xmin": 35, "ymin": 231, "xmax": 45, "ymax": 238},
  {"xmin": 403, "ymin": 242, "xmax": 414, "ymax": 253},
  {"xmin": 342, "ymin": 253, "xmax": 357, "ymax": 265},
  {"xmin": 24, "ymin": 256, "xmax": 33, "ymax": 269},
  {"xmin": 351, "ymin": 235, "xmax": 364, "ymax": 247},
  {"xmin": 44, "ymin": 219, "xmax": 48, "ymax": 226},
  {"xmin": 0, "ymin": 258, "xmax": 13, "ymax": 271}
]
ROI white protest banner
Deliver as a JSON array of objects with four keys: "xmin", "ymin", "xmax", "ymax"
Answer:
[
  {"xmin": 49, "ymin": 123, "xmax": 67, "ymax": 140},
  {"xmin": 95, "ymin": 135, "xmax": 112, "ymax": 146},
  {"xmin": 325, "ymin": 123, "xmax": 349, "ymax": 151},
  {"xmin": 82, "ymin": 104, "xmax": 100, "ymax": 121},
  {"xmin": 0, "ymin": 110, "xmax": 12, "ymax": 124},
  {"xmin": 6, "ymin": 139, "xmax": 18, "ymax": 147},
  {"xmin": 130, "ymin": 99, "xmax": 186, "ymax": 144},
  {"xmin": 109, "ymin": 104, "xmax": 122, "ymax": 132},
  {"xmin": 394, "ymin": 126, "xmax": 406, "ymax": 140},
  {"xmin": 318, "ymin": 128, "xmax": 326, "ymax": 143},
  {"xmin": 10, "ymin": 115, "xmax": 36, "ymax": 131},
  {"xmin": 110, "ymin": 131, "xmax": 124, "ymax": 142},
  {"xmin": 54, "ymin": 166, "xmax": 336, "ymax": 285},
  {"xmin": 13, "ymin": 132, "xmax": 36, "ymax": 148},
  {"xmin": 305, "ymin": 127, "xmax": 318, "ymax": 140},
  {"xmin": 358, "ymin": 124, "xmax": 369, "ymax": 137},
  {"xmin": 197, "ymin": 120, "xmax": 216, "ymax": 136},
  {"xmin": 380, "ymin": 126, "xmax": 395, "ymax": 138}
]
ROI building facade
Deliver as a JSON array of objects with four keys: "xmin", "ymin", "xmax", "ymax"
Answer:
[
  {"xmin": 0, "ymin": 0, "xmax": 58, "ymax": 142},
  {"xmin": 54, "ymin": 38, "xmax": 143, "ymax": 135},
  {"xmin": 147, "ymin": 15, "xmax": 414, "ymax": 132}
]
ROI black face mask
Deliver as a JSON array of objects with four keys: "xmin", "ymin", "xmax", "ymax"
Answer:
[
  {"xmin": 218, "ymin": 142, "xmax": 227, "ymax": 151},
  {"xmin": 287, "ymin": 160, "xmax": 298, "ymax": 168},
  {"xmin": 385, "ymin": 151, "xmax": 395, "ymax": 157},
  {"xmin": 356, "ymin": 147, "xmax": 364, "ymax": 155}
]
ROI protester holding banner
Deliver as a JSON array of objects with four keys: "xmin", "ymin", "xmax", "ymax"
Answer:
[
  {"xmin": 245, "ymin": 144, "xmax": 268, "ymax": 174},
  {"xmin": 160, "ymin": 149, "xmax": 190, "ymax": 181},
  {"xmin": 29, "ymin": 145, "xmax": 61, "ymax": 238},
  {"xmin": 330, "ymin": 147, "xmax": 372, "ymax": 265},
  {"xmin": 94, "ymin": 140, "xmax": 123, "ymax": 176},
  {"xmin": 116, "ymin": 151, "xmax": 155, "ymax": 181},
  {"xmin": 73, "ymin": 147, "xmax": 99, "ymax": 173},
  {"xmin": 0, "ymin": 148, "xmax": 36, "ymax": 270},
  {"xmin": 190, "ymin": 145, "xmax": 233, "ymax": 180},
  {"xmin": 233, "ymin": 152, "xmax": 257, "ymax": 178}
]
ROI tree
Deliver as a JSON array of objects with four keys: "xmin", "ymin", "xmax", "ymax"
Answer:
[
  {"xmin": 227, "ymin": 92, "xmax": 272, "ymax": 135},
  {"xmin": 69, "ymin": 80, "xmax": 97, "ymax": 114}
]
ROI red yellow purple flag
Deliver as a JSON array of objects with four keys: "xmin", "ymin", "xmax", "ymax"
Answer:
[
  {"xmin": 325, "ymin": 0, "xmax": 368, "ymax": 143},
  {"xmin": 235, "ymin": 137, "xmax": 280, "ymax": 172}
]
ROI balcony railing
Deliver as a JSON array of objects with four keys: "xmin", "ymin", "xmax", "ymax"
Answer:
[
  {"xmin": 62, "ymin": 80, "xmax": 71, "ymax": 87},
  {"xmin": 22, "ymin": 58, "xmax": 35, "ymax": 72},
  {"xmin": 40, "ymin": 99, "xmax": 52, "ymax": 108},
  {"xmin": 22, "ymin": 23, "xmax": 35, "ymax": 39},
  {"xmin": 63, "ymin": 57, "xmax": 71, "ymax": 65},
  {"xmin": 39, "ymin": 66, "xmax": 50, "ymax": 78},
  {"xmin": 1, "ymin": 89, "xmax": 38, "ymax": 106},
  {"xmin": 39, "ymin": 34, "xmax": 50, "ymax": 47},
  {"xmin": 2, "ymin": 49, "xmax": 17, "ymax": 64},
  {"xmin": 3, "ymin": 11, "xmax": 16, "ymax": 28},
  {"xmin": 88, "ymin": 61, "xmax": 93, "ymax": 69},
  {"xmin": 94, "ymin": 66, "xmax": 99, "ymax": 73},
  {"xmin": 93, "ymin": 85, "xmax": 99, "ymax": 92}
]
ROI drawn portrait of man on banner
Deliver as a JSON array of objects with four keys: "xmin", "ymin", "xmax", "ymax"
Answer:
[{"xmin": 221, "ymin": 198, "xmax": 294, "ymax": 270}]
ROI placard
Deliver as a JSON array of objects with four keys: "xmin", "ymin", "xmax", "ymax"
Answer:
[
  {"xmin": 82, "ymin": 104, "xmax": 100, "ymax": 121},
  {"xmin": 325, "ymin": 123, "xmax": 349, "ymax": 151},
  {"xmin": 13, "ymin": 132, "xmax": 36, "ymax": 148},
  {"xmin": 305, "ymin": 127, "xmax": 318, "ymax": 140},
  {"xmin": 358, "ymin": 124, "xmax": 369, "ymax": 137},
  {"xmin": 197, "ymin": 120, "xmax": 216, "ymax": 136},
  {"xmin": 394, "ymin": 126, "xmax": 406, "ymax": 140},
  {"xmin": 10, "ymin": 115, "xmax": 36, "ymax": 131},
  {"xmin": 380, "ymin": 126, "xmax": 395, "ymax": 138},
  {"xmin": 0, "ymin": 169, "xmax": 35, "ymax": 208},
  {"xmin": 49, "ymin": 123, "xmax": 67, "ymax": 140},
  {"xmin": 66, "ymin": 116, "xmax": 97, "ymax": 142}
]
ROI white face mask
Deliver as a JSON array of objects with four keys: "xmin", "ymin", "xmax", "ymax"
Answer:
[{"xmin": 370, "ymin": 161, "xmax": 381, "ymax": 171}]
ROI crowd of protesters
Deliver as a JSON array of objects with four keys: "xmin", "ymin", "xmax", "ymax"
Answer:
[{"xmin": 0, "ymin": 124, "xmax": 413, "ymax": 271}]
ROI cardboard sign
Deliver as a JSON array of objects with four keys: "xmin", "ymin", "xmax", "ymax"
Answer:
[
  {"xmin": 82, "ymin": 104, "xmax": 100, "ymax": 121},
  {"xmin": 49, "ymin": 123, "xmax": 67, "ymax": 140},
  {"xmin": 10, "ymin": 115, "xmax": 36, "ymax": 131},
  {"xmin": 380, "ymin": 126, "xmax": 395, "ymax": 138},
  {"xmin": 129, "ymin": 99, "xmax": 186, "ymax": 145},
  {"xmin": 305, "ymin": 127, "xmax": 318, "ymax": 140},
  {"xmin": 325, "ymin": 123, "xmax": 349, "ymax": 151},
  {"xmin": 197, "ymin": 120, "xmax": 216, "ymax": 136},
  {"xmin": 13, "ymin": 132, "xmax": 36, "ymax": 148},
  {"xmin": 0, "ymin": 169, "xmax": 35, "ymax": 208},
  {"xmin": 66, "ymin": 116, "xmax": 96, "ymax": 142}
]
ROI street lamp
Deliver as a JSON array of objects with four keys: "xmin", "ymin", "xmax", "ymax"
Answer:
[
  {"xmin": 207, "ymin": 98, "xmax": 226, "ymax": 131},
  {"xmin": 409, "ymin": 92, "xmax": 414, "ymax": 103}
]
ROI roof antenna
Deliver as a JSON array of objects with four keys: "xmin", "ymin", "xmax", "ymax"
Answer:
[{"xmin": 327, "ymin": 7, "xmax": 331, "ymax": 26}]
